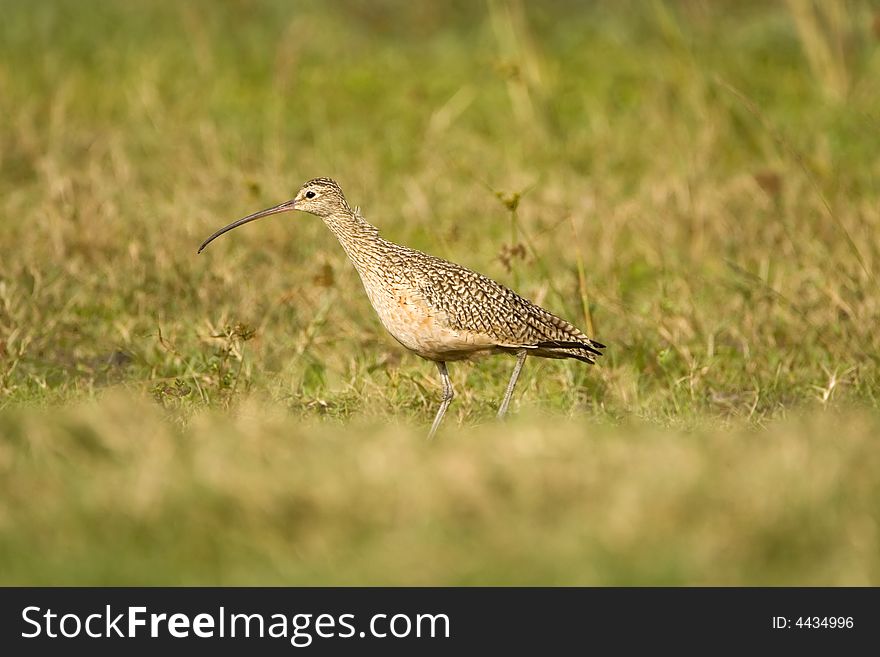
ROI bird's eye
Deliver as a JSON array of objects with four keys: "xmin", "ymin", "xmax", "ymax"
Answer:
[{"xmin": 305, "ymin": 191, "xmax": 316, "ymax": 199}]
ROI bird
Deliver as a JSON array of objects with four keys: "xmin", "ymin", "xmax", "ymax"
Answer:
[{"xmin": 198, "ymin": 177, "xmax": 605, "ymax": 438}]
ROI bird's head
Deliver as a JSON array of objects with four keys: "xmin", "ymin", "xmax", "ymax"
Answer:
[
  {"xmin": 198, "ymin": 177, "xmax": 349, "ymax": 253},
  {"xmin": 290, "ymin": 177, "xmax": 350, "ymax": 217}
]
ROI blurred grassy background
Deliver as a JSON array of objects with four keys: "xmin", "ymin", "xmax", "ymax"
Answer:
[
  {"xmin": 1, "ymin": 0, "xmax": 879, "ymax": 584},
  {"xmin": 2, "ymin": 398, "xmax": 878, "ymax": 585}
]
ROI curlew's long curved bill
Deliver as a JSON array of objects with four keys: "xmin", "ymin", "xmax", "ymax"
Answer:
[{"xmin": 197, "ymin": 199, "xmax": 296, "ymax": 253}]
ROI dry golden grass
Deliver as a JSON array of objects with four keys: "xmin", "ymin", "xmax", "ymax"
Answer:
[{"xmin": 1, "ymin": 394, "xmax": 878, "ymax": 585}]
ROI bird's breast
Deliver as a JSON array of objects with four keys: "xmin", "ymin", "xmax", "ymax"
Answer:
[{"xmin": 361, "ymin": 280, "xmax": 495, "ymax": 361}]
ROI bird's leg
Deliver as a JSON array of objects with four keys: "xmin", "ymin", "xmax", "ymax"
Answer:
[
  {"xmin": 497, "ymin": 350, "xmax": 527, "ymax": 419},
  {"xmin": 427, "ymin": 361, "xmax": 454, "ymax": 440}
]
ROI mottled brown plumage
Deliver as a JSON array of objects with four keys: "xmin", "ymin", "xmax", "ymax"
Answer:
[{"xmin": 199, "ymin": 177, "xmax": 605, "ymax": 438}]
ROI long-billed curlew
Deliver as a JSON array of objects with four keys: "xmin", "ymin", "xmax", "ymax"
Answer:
[{"xmin": 199, "ymin": 178, "xmax": 605, "ymax": 438}]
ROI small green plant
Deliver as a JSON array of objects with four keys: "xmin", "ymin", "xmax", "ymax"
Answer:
[{"xmin": 206, "ymin": 322, "xmax": 257, "ymax": 407}]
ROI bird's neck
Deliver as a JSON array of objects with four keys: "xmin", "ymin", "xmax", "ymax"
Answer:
[{"xmin": 322, "ymin": 209, "xmax": 382, "ymax": 265}]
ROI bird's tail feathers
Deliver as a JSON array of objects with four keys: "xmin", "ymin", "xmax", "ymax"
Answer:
[{"xmin": 496, "ymin": 338, "xmax": 606, "ymax": 364}]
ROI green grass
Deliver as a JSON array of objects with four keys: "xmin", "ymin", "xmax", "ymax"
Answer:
[
  {"xmin": 2, "ymin": 398, "xmax": 878, "ymax": 585},
  {"xmin": 1, "ymin": 0, "xmax": 879, "ymax": 584}
]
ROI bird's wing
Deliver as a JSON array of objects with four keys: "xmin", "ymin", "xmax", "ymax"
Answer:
[{"xmin": 407, "ymin": 253, "xmax": 606, "ymax": 364}]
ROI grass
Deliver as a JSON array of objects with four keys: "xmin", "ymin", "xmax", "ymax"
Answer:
[
  {"xmin": 1, "ymin": 0, "xmax": 879, "ymax": 584},
  {"xmin": 2, "ymin": 397, "xmax": 878, "ymax": 585}
]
